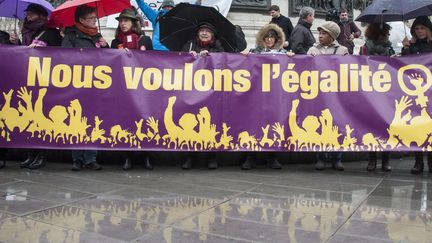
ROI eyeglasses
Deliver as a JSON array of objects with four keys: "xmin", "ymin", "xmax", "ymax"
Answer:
[
  {"xmin": 264, "ymin": 35, "xmax": 276, "ymax": 40},
  {"xmin": 84, "ymin": 16, "xmax": 97, "ymax": 20}
]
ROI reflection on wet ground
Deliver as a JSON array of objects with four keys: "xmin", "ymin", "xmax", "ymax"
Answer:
[{"xmin": 0, "ymin": 157, "xmax": 431, "ymax": 242}]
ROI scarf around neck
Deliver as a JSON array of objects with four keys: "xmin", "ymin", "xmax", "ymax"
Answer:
[
  {"xmin": 22, "ymin": 19, "xmax": 46, "ymax": 46},
  {"xmin": 116, "ymin": 30, "xmax": 139, "ymax": 49},
  {"xmin": 75, "ymin": 22, "xmax": 99, "ymax": 37}
]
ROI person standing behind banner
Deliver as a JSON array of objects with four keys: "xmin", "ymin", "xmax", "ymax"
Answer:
[
  {"xmin": 307, "ymin": 21, "xmax": 348, "ymax": 171},
  {"xmin": 0, "ymin": 31, "xmax": 11, "ymax": 169},
  {"xmin": 9, "ymin": 3, "xmax": 62, "ymax": 170},
  {"xmin": 336, "ymin": 8, "xmax": 361, "ymax": 55},
  {"xmin": 290, "ymin": 6, "xmax": 316, "ymax": 54},
  {"xmin": 360, "ymin": 23, "xmax": 394, "ymax": 172},
  {"xmin": 62, "ymin": 4, "xmax": 108, "ymax": 171},
  {"xmin": 135, "ymin": 0, "xmax": 174, "ymax": 51},
  {"xmin": 269, "ymin": 5, "xmax": 293, "ymax": 50},
  {"xmin": 241, "ymin": 23, "xmax": 293, "ymax": 170},
  {"xmin": 180, "ymin": 22, "xmax": 223, "ymax": 170},
  {"xmin": 401, "ymin": 16, "xmax": 432, "ymax": 174},
  {"xmin": 111, "ymin": 7, "xmax": 154, "ymax": 170}
]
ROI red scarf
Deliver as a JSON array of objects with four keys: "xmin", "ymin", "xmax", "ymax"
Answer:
[
  {"xmin": 116, "ymin": 30, "xmax": 139, "ymax": 49},
  {"xmin": 196, "ymin": 36, "xmax": 215, "ymax": 48},
  {"xmin": 75, "ymin": 22, "xmax": 99, "ymax": 37}
]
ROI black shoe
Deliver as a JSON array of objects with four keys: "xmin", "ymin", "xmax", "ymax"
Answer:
[
  {"xmin": 315, "ymin": 160, "xmax": 325, "ymax": 170},
  {"xmin": 207, "ymin": 158, "xmax": 218, "ymax": 170},
  {"xmin": 27, "ymin": 154, "xmax": 46, "ymax": 170},
  {"xmin": 182, "ymin": 157, "xmax": 192, "ymax": 170},
  {"xmin": 267, "ymin": 158, "xmax": 282, "ymax": 169},
  {"xmin": 411, "ymin": 160, "xmax": 424, "ymax": 174},
  {"xmin": 71, "ymin": 160, "xmax": 83, "ymax": 171},
  {"xmin": 123, "ymin": 157, "xmax": 133, "ymax": 170},
  {"xmin": 20, "ymin": 152, "xmax": 37, "ymax": 168},
  {"xmin": 366, "ymin": 159, "xmax": 377, "ymax": 171},
  {"xmin": 333, "ymin": 161, "xmax": 344, "ymax": 171},
  {"xmin": 241, "ymin": 155, "xmax": 254, "ymax": 170},
  {"xmin": 0, "ymin": 159, "xmax": 5, "ymax": 169},
  {"xmin": 381, "ymin": 160, "xmax": 391, "ymax": 172},
  {"xmin": 85, "ymin": 162, "xmax": 102, "ymax": 170},
  {"xmin": 143, "ymin": 156, "xmax": 153, "ymax": 170}
]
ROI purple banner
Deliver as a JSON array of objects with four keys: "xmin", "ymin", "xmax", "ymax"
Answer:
[{"xmin": 0, "ymin": 45, "xmax": 431, "ymax": 151}]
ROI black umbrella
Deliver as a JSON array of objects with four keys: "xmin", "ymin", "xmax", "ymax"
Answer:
[
  {"xmin": 159, "ymin": 3, "xmax": 237, "ymax": 52},
  {"xmin": 356, "ymin": 0, "xmax": 432, "ymax": 23}
]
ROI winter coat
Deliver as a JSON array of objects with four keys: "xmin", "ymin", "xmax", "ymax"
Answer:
[
  {"xmin": 307, "ymin": 40, "xmax": 349, "ymax": 56},
  {"xmin": 61, "ymin": 26, "xmax": 107, "ymax": 48},
  {"xmin": 111, "ymin": 35, "xmax": 153, "ymax": 50},
  {"xmin": 19, "ymin": 27, "xmax": 61, "ymax": 47},
  {"xmin": 135, "ymin": 0, "xmax": 169, "ymax": 51},
  {"xmin": 401, "ymin": 38, "xmax": 432, "ymax": 55},
  {"xmin": 250, "ymin": 24, "xmax": 287, "ymax": 54},
  {"xmin": 362, "ymin": 39, "xmax": 395, "ymax": 56},
  {"xmin": 337, "ymin": 20, "xmax": 361, "ymax": 54},
  {"xmin": 0, "ymin": 30, "xmax": 11, "ymax": 44},
  {"xmin": 270, "ymin": 14, "xmax": 293, "ymax": 48},
  {"xmin": 181, "ymin": 38, "xmax": 224, "ymax": 53},
  {"xmin": 290, "ymin": 19, "xmax": 316, "ymax": 54}
]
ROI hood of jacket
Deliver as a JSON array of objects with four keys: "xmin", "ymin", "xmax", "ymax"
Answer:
[{"xmin": 255, "ymin": 23, "xmax": 285, "ymax": 50}]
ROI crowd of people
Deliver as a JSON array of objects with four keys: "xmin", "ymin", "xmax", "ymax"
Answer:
[{"xmin": 1, "ymin": 1, "xmax": 431, "ymax": 174}]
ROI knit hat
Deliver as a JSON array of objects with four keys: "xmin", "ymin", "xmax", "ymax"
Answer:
[
  {"xmin": 160, "ymin": 0, "xmax": 175, "ymax": 8},
  {"xmin": 317, "ymin": 21, "xmax": 341, "ymax": 40},
  {"xmin": 411, "ymin": 16, "xmax": 432, "ymax": 36},
  {"xmin": 116, "ymin": 8, "xmax": 139, "ymax": 21},
  {"xmin": 24, "ymin": 3, "xmax": 48, "ymax": 17},
  {"xmin": 196, "ymin": 22, "xmax": 217, "ymax": 34}
]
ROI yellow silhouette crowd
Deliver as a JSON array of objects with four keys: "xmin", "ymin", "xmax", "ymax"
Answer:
[{"xmin": 1, "ymin": 85, "xmax": 431, "ymax": 151}]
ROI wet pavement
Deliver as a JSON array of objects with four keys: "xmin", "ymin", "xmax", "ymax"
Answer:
[{"xmin": 0, "ymin": 156, "xmax": 431, "ymax": 243}]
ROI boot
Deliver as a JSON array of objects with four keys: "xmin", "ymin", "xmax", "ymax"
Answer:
[
  {"xmin": 267, "ymin": 157, "xmax": 282, "ymax": 169},
  {"xmin": 315, "ymin": 160, "xmax": 325, "ymax": 170},
  {"xmin": 207, "ymin": 157, "xmax": 218, "ymax": 170},
  {"xmin": 85, "ymin": 162, "xmax": 102, "ymax": 170},
  {"xmin": 333, "ymin": 160, "xmax": 344, "ymax": 171},
  {"xmin": 0, "ymin": 159, "xmax": 5, "ymax": 169},
  {"xmin": 123, "ymin": 157, "xmax": 133, "ymax": 170},
  {"xmin": 71, "ymin": 160, "xmax": 83, "ymax": 171},
  {"xmin": 411, "ymin": 152, "xmax": 424, "ymax": 174},
  {"xmin": 427, "ymin": 152, "xmax": 432, "ymax": 173},
  {"xmin": 143, "ymin": 155, "xmax": 153, "ymax": 170},
  {"xmin": 20, "ymin": 150, "xmax": 37, "ymax": 168},
  {"xmin": 0, "ymin": 149, "xmax": 6, "ymax": 169},
  {"xmin": 182, "ymin": 156, "xmax": 192, "ymax": 170},
  {"xmin": 367, "ymin": 152, "xmax": 377, "ymax": 171},
  {"xmin": 381, "ymin": 152, "xmax": 391, "ymax": 172},
  {"xmin": 27, "ymin": 152, "xmax": 46, "ymax": 170},
  {"xmin": 241, "ymin": 155, "xmax": 254, "ymax": 170}
]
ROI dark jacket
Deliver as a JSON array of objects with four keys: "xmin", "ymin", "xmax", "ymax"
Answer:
[
  {"xmin": 0, "ymin": 30, "xmax": 11, "ymax": 44},
  {"xmin": 270, "ymin": 14, "xmax": 293, "ymax": 48},
  {"xmin": 19, "ymin": 27, "xmax": 62, "ymax": 46},
  {"xmin": 61, "ymin": 26, "xmax": 108, "ymax": 48},
  {"xmin": 111, "ymin": 35, "xmax": 153, "ymax": 50},
  {"xmin": 363, "ymin": 39, "xmax": 395, "ymax": 56},
  {"xmin": 402, "ymin": 39, "xmax": 432, "ymax": 55},
  {"xmin": 181, "ymin": 39, "xmax": 224, "ymax": 53},
  {"xmin": 290, "ymin": 19, "xmax": 316, "ymax": 54},
  {"xmin": 337, "ymin": 20, "xmax": 361, "ymax": 54}
]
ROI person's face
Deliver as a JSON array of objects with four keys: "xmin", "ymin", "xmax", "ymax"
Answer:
[
  {"xmin": 119, "ymin": 18, "xmax": 133, "ymax": 32},
  {"xmin": 318, "ymin": 30, "xmax": 333, "ymax": 46},
  {"xmin": 263, "ymin": 32, "xmax": 276, "ymax": 48},
  {"xmin": 339, "ymin": 12, "xmax": 349, "ymax": 21},
  {"xmin": 305, "ymin": 13, "xmax": 315, "ymax": 24},
  {"xmin": 25, "ymin": 11, "xmax": 43, "ymax": 22},
  {"xmin": 414, "ymin": 24, "xmax": 429, "ymax": 39},
  {"xmin": 270, "ymin": 10, "xmax": 280, "ymax": 18},
  {"xmin": 80, "ymin": 12, "xmax": 97, "ymax": 28},
  {"xmin": 198, "ymin": 27, "xmax": 214, "ymax": 41}
]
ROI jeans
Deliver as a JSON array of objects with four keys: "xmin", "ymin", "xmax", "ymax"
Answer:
[{"xmin": 72, "ymin": 150, "xmax": 97, "ymax": 165}]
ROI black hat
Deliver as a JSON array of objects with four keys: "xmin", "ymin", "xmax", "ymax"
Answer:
[
  {"xmin": 116, "ymin": 8, "xmax": 139, "ymax": 21},
  {"xmin": 196, "ymin": 22, "xmax": 217, "ymax": 34},
  {"xmin": 24, "ymin": 3, "xmax": 48, "ymax": 17},
  {"xmin": 411, "ymin": 16, "xmax": 432, "ymax": 36}
]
